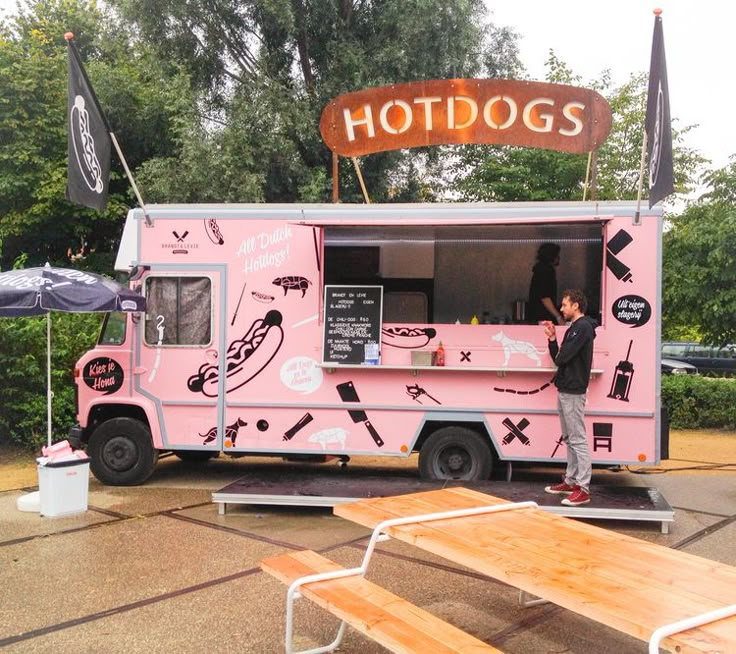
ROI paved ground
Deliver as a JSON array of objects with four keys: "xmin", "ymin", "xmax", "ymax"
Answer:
[{"xmin": 1, "ymin": 431, "xmax": 734, "ymax": 653}]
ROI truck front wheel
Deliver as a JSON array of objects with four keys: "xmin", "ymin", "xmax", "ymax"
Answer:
[
  {"xmin": 418, "ymin": 427, "xmax": 493, "ymax": 481},
  {"xmin": 88, "ymin": 417, "xmax": 158, "ymax": 486}
]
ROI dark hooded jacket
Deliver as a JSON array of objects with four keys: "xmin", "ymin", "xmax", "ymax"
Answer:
[{"xmin": 548, "ymin": 316, "xmax": 597, "ymax": 394}]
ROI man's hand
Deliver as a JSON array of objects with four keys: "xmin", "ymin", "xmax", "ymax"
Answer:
[{"xmin": 542, "ymin": 321, "xmax": 556, "ymax": 341}]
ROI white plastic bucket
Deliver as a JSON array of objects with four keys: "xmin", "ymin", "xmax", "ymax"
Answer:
[{"xmin": 37, "ymin": 460, "xmax": 90, "ymax": 517}]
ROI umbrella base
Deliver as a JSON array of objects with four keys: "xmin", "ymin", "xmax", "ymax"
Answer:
[{"xmin": 16, "ymin": 490, "xmax": 41, "ymax": 513}]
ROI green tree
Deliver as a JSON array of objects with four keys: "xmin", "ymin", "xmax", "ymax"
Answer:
[
  {"xmin": 0, "ymin": 1, "xmax": 196, "ymax": 447},
  {"xmin": 662, "ymin": 159, "xmax": 736, "ymax": 345},
  {"xmin": 108, "ymin": 0, "xmax": 519, "ymax": 203},
  {"xmin": 0, "ymin": 312, "xmax": 100, "ymax": 448},
  {"xmin": 0, "ymin": 0, "xmax": 194, "ymax": 270},
  {"xmin": 452, "ymin": 51, "xmax": 704, "ymax": 202}
]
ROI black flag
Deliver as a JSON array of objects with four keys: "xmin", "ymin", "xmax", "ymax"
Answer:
[
  {"xmin": 66, "ymin": 39, "xmax": 111, "ymax": 211},
  {"xmin": 646, "ymin": 13, "xmax": 674, "ymax": 209}
]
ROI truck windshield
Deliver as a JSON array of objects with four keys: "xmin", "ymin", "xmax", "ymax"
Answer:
[{"xmin": 98, "ymin": 312, "xmax": 127, "ymax": 345}]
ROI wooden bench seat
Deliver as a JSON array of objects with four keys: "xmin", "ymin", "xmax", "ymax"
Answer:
[{"xmin": 261, "ymin": 549, "xmax": 501, "ymax": 654}]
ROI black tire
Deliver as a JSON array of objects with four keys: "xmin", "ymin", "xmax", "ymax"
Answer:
[
  {"xmin": 88, "ymin": 417, "xmax": 158, "ymax": 486},
  {"xmin": 418, "ymin": 426, "xmax": 493, "ymax": 481},
  {"xmin": 174, "ymin": 451, "xmax": 220, "ymax": 463}
]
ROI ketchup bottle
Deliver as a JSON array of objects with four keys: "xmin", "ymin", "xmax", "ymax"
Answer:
[{"xmin": 435, "ymin": 341, "xmax": 446, "ymax": 367}]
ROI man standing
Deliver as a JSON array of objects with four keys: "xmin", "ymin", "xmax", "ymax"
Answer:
[{"xmin": 543, "ymin": 289, "xmax": 597, "ymax": 506}]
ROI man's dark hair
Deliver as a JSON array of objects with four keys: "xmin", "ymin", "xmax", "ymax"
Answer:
[
  {"xmin": 536, "ymin": 242, "xmax": 560, "ymax": 265},
  {"xmin": 562, "ymin": 289, "xmax": 588, "ymax": 313}
]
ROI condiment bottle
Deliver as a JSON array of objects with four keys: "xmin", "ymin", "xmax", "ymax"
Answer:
[
  {"xmin": 435, "ymin": 341, "xmax": 446, "ymax": 367},
  {"xmin": 470, "ymin": 315, "xmax": 479, "ymax": 325}
]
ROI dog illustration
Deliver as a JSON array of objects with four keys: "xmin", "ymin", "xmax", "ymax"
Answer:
[{"xmin": 492, "ymin": 331, "xmax": 546, "ymax": 367}]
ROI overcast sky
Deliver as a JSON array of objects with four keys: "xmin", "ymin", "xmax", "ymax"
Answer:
[
  {"xmin": 1, "ymin": 0, "xmax": 731, "ymax": 173},
  {"xmin": 488, "ymin": 1, "xmax": 733, "ymax": 171}
]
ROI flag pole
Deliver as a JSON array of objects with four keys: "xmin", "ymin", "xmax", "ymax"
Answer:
[
  {"xmin": 47, "ymin": 312, "xmax": 52, "ymax": 447},
  {"xmin": 64, "ymin": 32, "xmax": 152, "ymax": 227},
  {"xmin": 109, "ymin": 132, "xmax": 151, "ymax": 226},
  {"xmin": 635, "ymin": 130, "xmax": 647, "ymax": 226}
]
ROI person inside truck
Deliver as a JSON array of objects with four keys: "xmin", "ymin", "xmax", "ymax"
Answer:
[{"xmin": 527, "ymin": 242, "xmax": 565, "ymax": 325}]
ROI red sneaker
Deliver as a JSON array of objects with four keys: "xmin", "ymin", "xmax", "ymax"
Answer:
[
  {"xmin": 544, "ymin": 481, "xmax": 575, "ymax": 495},
  {"xmin": 561, "ymin": 486, "xmax": 591, "ymax": 506}
]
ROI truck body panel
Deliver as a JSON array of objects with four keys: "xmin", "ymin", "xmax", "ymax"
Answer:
[{"xmin": 75, "ymin": 202, "xmax": 663, "ymax": 482}]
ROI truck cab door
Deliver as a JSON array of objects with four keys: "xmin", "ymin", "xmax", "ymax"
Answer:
[{"xmin": 135, "ymin": 268, "xmax": 226, "ymax": 453}]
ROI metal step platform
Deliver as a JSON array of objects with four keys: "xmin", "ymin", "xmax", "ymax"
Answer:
[{"xmin": 212, "ymin": 469, "xmax": 675, "ymax": 533}]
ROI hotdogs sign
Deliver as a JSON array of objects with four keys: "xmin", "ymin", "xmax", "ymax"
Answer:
[{"xmin": 320, "ymin": 79, "xmax": 612, "ymax": 156}]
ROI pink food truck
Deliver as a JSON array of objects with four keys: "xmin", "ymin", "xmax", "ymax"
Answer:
[{"xmin": 70, "ymin": 201, "xmax": 665, "ymax": 485}]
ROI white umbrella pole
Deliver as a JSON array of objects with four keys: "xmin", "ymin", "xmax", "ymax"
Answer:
[{"xmin": 47, "ymin": 312, "xmax": 52, "ymax": 447}]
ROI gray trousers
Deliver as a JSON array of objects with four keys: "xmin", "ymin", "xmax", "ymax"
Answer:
[{"xmin": 557, "ymin": 392, "xmax": 592, "ymax": 492}]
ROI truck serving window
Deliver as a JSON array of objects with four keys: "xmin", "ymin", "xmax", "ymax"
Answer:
[
  {"xmin": 144, "ymin": 276, "xmax": 212, "ymax": 346},
  {"xmin": 324, "ymin": 223, "xmax": 603, "ymax": 325}
]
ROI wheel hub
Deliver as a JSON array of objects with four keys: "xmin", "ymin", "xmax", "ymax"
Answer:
[
  {"xmin": 102, "ymin": 436, "xmax": 138, "ymax": 472},
  {"xmin": 447, "ymin": 452, "xmax": 465, "ymax": 471},
  {"xmin": 439, "ymin": 446, "xmax": 471, "ymax": 477}
]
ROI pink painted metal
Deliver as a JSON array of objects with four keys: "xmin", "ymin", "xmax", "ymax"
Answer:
[{"xmin": 74, "ymin": 202, "xmax": 662, "ymax": 480}]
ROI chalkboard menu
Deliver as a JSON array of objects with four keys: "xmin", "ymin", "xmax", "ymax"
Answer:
[{"xmin": 323, "ymin": 285, "xmax": 383, "ymax": 365}]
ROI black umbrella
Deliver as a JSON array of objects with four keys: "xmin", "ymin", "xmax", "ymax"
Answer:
[{"xmin": 0, "ymin": 264, "xmax": 145, "ymax": 445}]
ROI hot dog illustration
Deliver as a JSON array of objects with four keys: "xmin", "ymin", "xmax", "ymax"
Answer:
[
  {"xmin": 273, "ymin": 276, "xmax": 312, "ymax": 297},
  {"xmin": 204, "ymin": 218, "xmax": 225, "ymax": 245},
  {"xmin": 70, "ymin": 95, "xmax": 104, "ymax": 193},
  {"xmin": 381, "ymin": 326, "xmax": 437, "ymax": 349},
  {"xmin": 252, "ymin": 291, "xmax": 275, "ymax": 303},
  {"xmin": 187, "ymin": 310, "xmax": 284, "ymax": 397}
]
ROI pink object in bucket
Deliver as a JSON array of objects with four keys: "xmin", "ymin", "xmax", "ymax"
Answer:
[{"xmin": 42, "ymin": 440, "xmax": 73, "ymax": 459}]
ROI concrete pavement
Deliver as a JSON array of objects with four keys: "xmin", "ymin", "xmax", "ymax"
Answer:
[{"xmin": 1, "ymin": 435, "xmax": 734, "ymax": 653}]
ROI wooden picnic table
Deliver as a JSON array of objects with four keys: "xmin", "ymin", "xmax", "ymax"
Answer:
[{"xmin": 334, "ymin": 487, "xmax": 736, "ymax": 654}]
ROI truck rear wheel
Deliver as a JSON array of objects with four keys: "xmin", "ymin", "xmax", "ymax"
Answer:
[
  {"xmin": 418, "ymin": 426, "xmax": 493, "ymax": 481},
  {"xmin": 88, "ymin": 417, "xmax": 158, "ymax": 486}
]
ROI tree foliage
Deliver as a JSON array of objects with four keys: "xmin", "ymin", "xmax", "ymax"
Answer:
[
  {"xmin": 452, "ymin": 51, "xmax": 705, "ymax": 203},
  {"xmin": 0, "ymin": 312, "xmax": 100, "ymax": 448},
  {"xmin": 108, "ymin": 0, "xmax": 519, "ymax": 203},
  {"xmin": 0, "ymin": 0, "xmax": 193, "ymax": 270},
  {"xmin": 663, "ymin": 159, "xmax": 736, "ymax": 345}
]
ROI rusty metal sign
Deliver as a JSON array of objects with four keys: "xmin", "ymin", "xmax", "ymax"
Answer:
[{"xmin": 320, "ymin": 79, "xmax": 612, "ymax": 156}]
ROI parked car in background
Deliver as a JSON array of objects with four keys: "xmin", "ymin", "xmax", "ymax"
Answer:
[
  {"xmin": 662, "ymin": 342, "xmax": 736, "ymax": 376},
  {"xmin": 661, "ymin": 357, "xmax": 698, "ymax": 375}
]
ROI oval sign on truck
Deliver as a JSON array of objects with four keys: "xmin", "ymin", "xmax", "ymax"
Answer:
[
  {"xmin": 612, "ymin": 295, "xmax": 652, "ymax": 328},
  {"xmin": 320, "ymin": 78, "xmax": 613, "ymax": 156},
  {"xmin": 83, "ymin": 357, "xmax": 124, "ymax": 395}
]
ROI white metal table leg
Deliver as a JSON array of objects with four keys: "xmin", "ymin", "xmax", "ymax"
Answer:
[
  {"xmin": 648, "ymin": 604, "xmax": 736, "ymax": 653},
  {"xmin": 286, "ymin": 570, "xmax": 359, "ymax": 654},
  {"xmin": 519, "ymin": 589, "xmax": 549, "ymax": 607}
]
